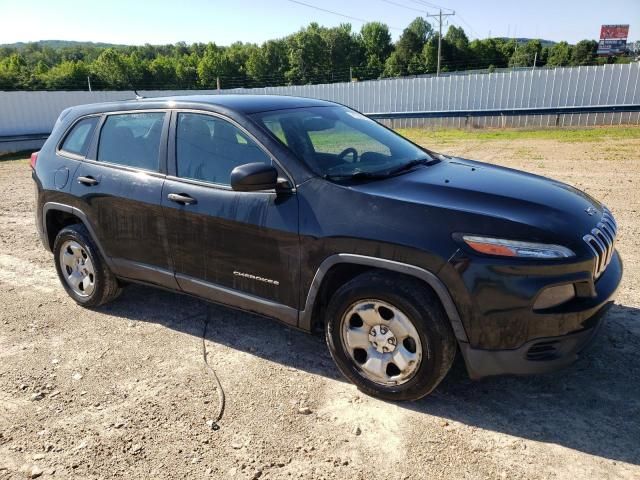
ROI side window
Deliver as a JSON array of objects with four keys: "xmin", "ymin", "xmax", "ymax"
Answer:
[
  {"xmin": 176, "ymin": 113, "xmax": 271, "ymax": 185},
  {"xmin": 262, "ymin": 118, "xmax": 289, "ymax": 146},
  {"xmin": 60, "ymin": 117, "xmax": 99, "ymax": 156},
  {"xmin": 97, "ymin": 112, "xmax": 165, "ymax": 171}
]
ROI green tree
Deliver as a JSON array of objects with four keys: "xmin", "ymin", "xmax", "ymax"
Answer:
[
  {"xmin": 437, "ymin": 26, "xmax": 471, "ymax": 71},
  {"xmin": 91, "ymin": 48, "xmax": 136, "ymax": 89},
  {"xmin": 224, "ymin": 42, "xmax": 255, "ymax": 86},
  {"xmin": 246, "ymin": 39, "xmax": 289, "ymax": 86},
  {"xmin": 148, "ymin": 55, "xmax": 179, "ymax": 89},
  {"xmin": 384, "ymin": 17, "xmax": 432, "ymax": 76},
  {"xmin": 0, "ymin": 53, "xmax": 28, "ymax": 89},
  {"xmin": 497, "ymin": 38, "xmax": 518, "ymax": 62},
  {"xmin": 571, "ymin": 40, "xmax": 597, "ymax": 66},
  {"xmin": 322, "ymin": 24, "xmax": 362, "ymax": 82},
  {"xmin": 197, "ymin": 43, "xmax": 234, "ymax": 88},
  {"xmin": 421, "ymin": 36, "xmax": 439, "ymax": 73},
  {"xmin": 405, "ymin": 17, "xmax": 431, "ymax": 45},
  {"xmin": 286, "ymin": 23, "xmax": 330, "ymax": 84},
  {"xmin": 509, "ymin": 39, "xmax": 542, "ymax": 68},
  {"xmin": 547, "ymin": 41, "xmax": 571, "ymax": 67},
  {"xmin": 0, "ymin": 19, "xmax": 628, "ymax": 91},
  {"xmin": 41, "ymin": 60, "xmax": 88, "ymax": 89},
  {"xmin": 175, "ymin": 53, "xmax": 199, "ymax": 88},
  {"xmin": 359, "ymin": 21, "xmax": 392, "ymax": 78},
  {"xmin": 468, "ymin": 38, "xmax": 508, "ymax": 69}
]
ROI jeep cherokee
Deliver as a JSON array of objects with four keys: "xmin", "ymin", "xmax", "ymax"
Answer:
[{"xmin": 32, "ymin": 95, "xmax": 622, "ymax": 401}]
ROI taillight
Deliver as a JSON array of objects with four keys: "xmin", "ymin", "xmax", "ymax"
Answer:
[{"xmin": 30, "ymin": 151, "xmax": 39, "ymax": 170}]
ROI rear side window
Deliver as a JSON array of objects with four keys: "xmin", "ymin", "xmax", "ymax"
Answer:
[
  {"xmin": 60, "ymin": 117, "xmax": 99, "ymax": 156},
  {"xmin": 97, "ymin": 112, "xmax": 165, "ymax": 171},
  {"xmin": 175, "ymin": 113, "xmax": 271, "ymax": 185}
]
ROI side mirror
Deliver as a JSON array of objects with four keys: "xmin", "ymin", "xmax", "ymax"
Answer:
[{"xmin": 230, "ymin": 162, "xmax": 278, "ymax": 192}]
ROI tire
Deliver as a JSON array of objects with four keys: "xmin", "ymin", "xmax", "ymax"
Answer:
[
  {"xmin": 325, "ymin": 271, "xmax": 456, "ymax": 401},
  {"xmin": 53, "ymin": 223, "xmax": 122, "ymax": 307}
]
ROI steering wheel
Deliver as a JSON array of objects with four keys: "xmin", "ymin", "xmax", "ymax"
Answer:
[{"xmin": 337, "ymin": 147, "xmax": 358, "ymax": 163}]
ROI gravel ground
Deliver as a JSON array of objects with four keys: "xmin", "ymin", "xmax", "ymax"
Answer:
[{"xmin": 1, "ymin": 131, "xmax": 639, "ymax": 479}]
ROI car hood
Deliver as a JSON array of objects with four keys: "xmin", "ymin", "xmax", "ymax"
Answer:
[{"xmin": 353, "ymin": 157, "xmax": 604, "ymax": 242}]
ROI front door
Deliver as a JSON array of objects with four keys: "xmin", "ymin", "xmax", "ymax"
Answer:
[
  {"xmin": 161, "ymin": 111, "xmax": 299, "ymax": 325},
  {"xmin": 71, "ymin": 110, "xmax": 177, "ymax": 289}
]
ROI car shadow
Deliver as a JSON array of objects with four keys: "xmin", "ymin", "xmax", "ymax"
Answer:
[{"xmin": 99, "ymin": 284, "xmax": 640, "ymax": 466}]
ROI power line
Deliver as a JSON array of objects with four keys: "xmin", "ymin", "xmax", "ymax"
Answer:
[
  {"xmin": 284, "ymin": 0, "xmax": 403, "ymax": 30},
  {"xmin": 409, "ymin": 0, "xmax": 454, "ymax": 13},
  {"xmin": 454, "ymin": 13, "xmax": 479, "ymax": 39},
  {"xmin": 381, "ymin": 0, "xmax": 476, "ymax": 43},
  {"xmin": 379, "ymin": 0, "xmax": 426, "ymax": 14}
]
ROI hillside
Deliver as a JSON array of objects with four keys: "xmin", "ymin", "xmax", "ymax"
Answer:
[
  {"xmin": 496, "ymin": 37, "xmax": 557, "ymax": 47},
  {"xmin": 0, "ymin": 40, "xmax": 126, "ymax": 50}
]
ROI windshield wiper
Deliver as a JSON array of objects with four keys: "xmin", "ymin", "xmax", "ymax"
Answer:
[
  {"xmin": 384, "ymin": 158, "xmax": 435, "ymax": 176},
  {"xmin": 323, "ymin": 158, "xmax": 436, "ymax": 182},
  {"xmin": 323, "ymin": 171, "xmax": 389, "ymax": 181}
]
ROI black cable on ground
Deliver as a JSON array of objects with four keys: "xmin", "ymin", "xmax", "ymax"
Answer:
[{"xmin": 201, "ymin": 303, "xmax": 226, "ymax": 430}]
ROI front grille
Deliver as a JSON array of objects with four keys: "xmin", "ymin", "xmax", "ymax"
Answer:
[{"xmin": 583, "ymin": 208, "xmax": 617, "ymax": 279}]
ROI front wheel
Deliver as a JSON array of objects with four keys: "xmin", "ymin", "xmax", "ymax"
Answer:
[{"xmin": 325, "ymin": 271, "xmax": 456, "ymax": 401}]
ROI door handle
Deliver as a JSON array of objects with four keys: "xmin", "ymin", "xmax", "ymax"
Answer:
[
  {"xmin": 168, "ymin": 193, "xmax": 197, "ymax": 205},
  {"xmin": 77, "ymin": 175, "xmax": 99, "ymax": 186}
]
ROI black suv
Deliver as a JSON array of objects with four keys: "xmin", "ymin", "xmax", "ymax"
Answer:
[{"xmin": 33, "ymin": 95, "xmax": 622, "ymax": 401}]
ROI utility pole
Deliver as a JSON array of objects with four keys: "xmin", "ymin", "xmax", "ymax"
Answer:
[
  {"xmin": 532, "ymin": 51, "xmax": 537, "ymax": 70},
  {"xmin": 87, "ymin": 76, "xmax": 92, "ymax": 92},
  {"xmin": 426, "ymin": 9, "xmax": 455, "ymax": 76}
]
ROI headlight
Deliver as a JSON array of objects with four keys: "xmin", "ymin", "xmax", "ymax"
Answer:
[{"xmin": 462, "ymin": 235, "xmax": 575, "ymax": 259}]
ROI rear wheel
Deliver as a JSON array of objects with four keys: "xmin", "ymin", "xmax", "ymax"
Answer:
[
  {"xmin": 53, "ymin": 224, "xmax": 122, "ymax": 307},
  {"xmin": 325, "ymin": 271, "xmax": 456, "ymax": 401}
]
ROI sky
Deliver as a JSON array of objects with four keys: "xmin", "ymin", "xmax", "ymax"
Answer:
[{"xmin": 0, "ymin": 0, "xmax": 638, "ymax": 46}]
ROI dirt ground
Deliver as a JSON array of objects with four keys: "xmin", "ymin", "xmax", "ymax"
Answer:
[{"xmin": 1, "ymin": 129, "xmax": 639, "ymax": 479}]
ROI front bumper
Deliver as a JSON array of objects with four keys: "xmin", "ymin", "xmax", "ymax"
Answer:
[
  {"xmin": 458, "ymin": 250, "xmax": 622, "ymax": 379},
  {"xmin": 461, "ymin": 303, "xmax": 609, "ymax": 379}
]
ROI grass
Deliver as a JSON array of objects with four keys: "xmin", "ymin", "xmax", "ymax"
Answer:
[
  {"xmin": 513, "ymin": 146, "xmax": 544, "ymax": 160},
  {"xmin": 398, "ymin": 126, "xmax": 640, "ymax": 144}
]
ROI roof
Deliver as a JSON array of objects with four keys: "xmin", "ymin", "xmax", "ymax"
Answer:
[{"xmin": 137, "ymin": 94, "xmax": 337, "ymax": 114}]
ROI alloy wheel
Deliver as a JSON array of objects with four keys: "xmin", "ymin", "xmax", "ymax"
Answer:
[
  {"xmin": 59, "ymin": 240, "xmax": 96, "ymax": 297},
  {"xmin": 340, "ymin": 299, "xmax": 423, "ymax": 386}
]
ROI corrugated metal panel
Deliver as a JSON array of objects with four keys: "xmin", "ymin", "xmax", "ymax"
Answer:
[{"xmin": 1, "ymin": 63, "xmax": 639, "ymax": 137}]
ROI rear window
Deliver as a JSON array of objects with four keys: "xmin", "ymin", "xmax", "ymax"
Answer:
[
  {"xmin": 97, "ymin": 112, "xmax": 165, "ymax": 171},
  {"xmin": 59, "ymin": 117, "xmax": 99, "ymax": 157}
]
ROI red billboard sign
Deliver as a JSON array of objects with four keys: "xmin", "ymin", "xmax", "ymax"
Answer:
[
  {"xmin": 600, "ymin": 25, "xmax": 629, "ymax": 40},
  {"xmin": 598, "ymin": 25, "xmax": 629, "ymax": 55}
]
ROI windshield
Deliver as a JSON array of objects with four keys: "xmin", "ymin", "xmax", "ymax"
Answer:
[{"xmin": 251, "ymin": 106, "xmax": 433, "ymax": 179}]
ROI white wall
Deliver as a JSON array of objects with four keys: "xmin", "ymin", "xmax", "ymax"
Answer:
[{"xmin": 1, "ymin": 63, "xmax": 639, "ymax": 138}]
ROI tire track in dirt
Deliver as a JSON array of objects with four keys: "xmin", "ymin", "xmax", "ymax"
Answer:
[{"xmin": 0, "ymin": 253, "xmax": 59, "ymax": 293}]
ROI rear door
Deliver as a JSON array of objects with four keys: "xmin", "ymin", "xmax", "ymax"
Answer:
[
  {"xmin": 161, "ymin": 111, "xmax": 300, "ymax": 324},
  {"xmin": 71, "ymin": 110, "xmax": 177, "ymax": 289}
]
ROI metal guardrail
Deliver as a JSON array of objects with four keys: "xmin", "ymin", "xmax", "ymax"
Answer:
[
  {"xmin": 0, "ymin": 133, "xmax": 49, "ymax": 143},
  {"xmin": 367, "ymin": 104, "xmax": 640, "ymax": 120},
  {"xmin": 1, "ymin": 104, "xmax": 639, "ymax": 147}
]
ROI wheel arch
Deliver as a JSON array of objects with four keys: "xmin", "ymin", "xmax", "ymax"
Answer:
[
  {"xmin": 299, "ymin": 254, "xmax": 468, "ymax": 342},
  {"xmin": 43, "ymin": 202, "xmax": 113, "ymax": 269}
]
